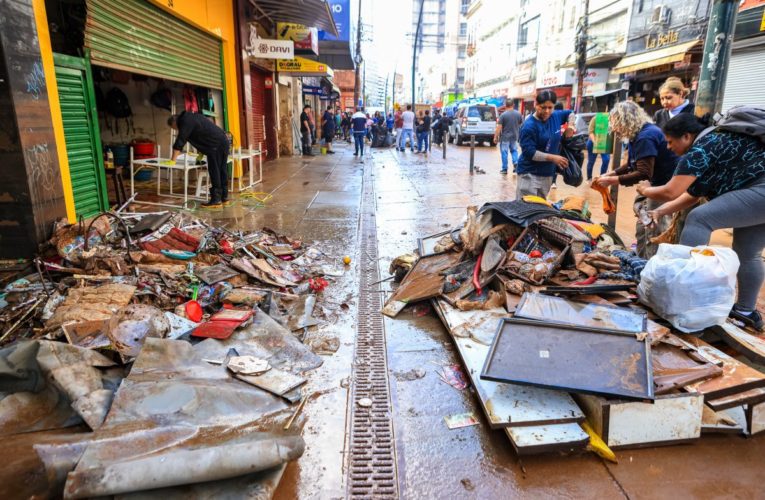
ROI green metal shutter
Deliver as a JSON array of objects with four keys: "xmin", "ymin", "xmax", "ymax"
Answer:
[
  {"xmin": 84, "ymin": 0, "xmax": 223, "ymax": 89},
  {"xmin": 54, "ymin": 55, "xmax": 109, "ymax": 219}
]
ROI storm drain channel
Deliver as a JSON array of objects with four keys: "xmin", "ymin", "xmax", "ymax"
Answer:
[{"xmin": 346, "ymin": 165, "xmax": 398, "ymax": 498}]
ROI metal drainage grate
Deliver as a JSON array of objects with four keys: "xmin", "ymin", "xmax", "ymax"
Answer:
[{"xmin": 346, "ymin": 166, "xmax": 398, "ymax": 498}]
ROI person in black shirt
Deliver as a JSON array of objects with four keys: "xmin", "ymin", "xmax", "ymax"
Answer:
[
  {"xmin": 168, "ymin": 112, "xmax": 230, "ymax": 208},
  {"xmin": 300, "ymin": 105, "xmax": 314, "ymax": 156}
]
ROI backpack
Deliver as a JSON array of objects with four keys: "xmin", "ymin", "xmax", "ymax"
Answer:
[
  {"xmin": 105, "ymin": 87, "xmax": 132, "ymax": 118},
  {"xmin": 697, "ymin": 106, "xmax": 765, "ymax": 143},
  {"xmin": 150, "ymin": 88, "xmax": 172, "ymax": 111}
]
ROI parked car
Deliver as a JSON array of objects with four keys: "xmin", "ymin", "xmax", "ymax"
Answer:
[{"xmin": 448, "ymin": 104, "xmax": 498, "ymax": 146}]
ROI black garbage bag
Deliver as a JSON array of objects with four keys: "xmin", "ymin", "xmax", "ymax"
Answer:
[{"xmin": 560, "ymin": 133, "xmax": 587, "ymax": 187}]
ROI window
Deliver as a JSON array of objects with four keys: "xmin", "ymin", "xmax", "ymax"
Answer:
[
  {"xmin": 458, "ymin": 46, "xmax": 466, "ymax": 59},
  {"xmin": 457, "ymin": 68, "xmax": 465, "ymax": 83},
  {"xmin": 461, "ymin": 0, "xmax": 470, "ymax": 14},
  {"xmin": 569, "ymin": 5, "xmax": 577, "ymax": 28},
  {"xmin": 468, "ymin": 106, "xmax": 497, "ymax": 121},
  {"xmin": 459, "ymin": 22, "xmax": 467, "ymax": 37}
]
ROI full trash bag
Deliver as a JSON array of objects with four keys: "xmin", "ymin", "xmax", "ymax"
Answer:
[
  {"xmin": 637, "ymin": 244, "xmax": 740, "ymax": 333},
  {"xmin": 560, "ymin": 133, "xmax": 587, "ymax": 187}
]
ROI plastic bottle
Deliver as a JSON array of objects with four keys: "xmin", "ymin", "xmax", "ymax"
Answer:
[{"xmin": 106, "ymin": 148, "xmax": 114, "ymax": 169}]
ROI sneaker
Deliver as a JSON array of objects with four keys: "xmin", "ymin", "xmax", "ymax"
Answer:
[
  {"xmin": 221, "ymin": 199, "xmax": 233, "ymax": 207},
  {"xmin": 500, "ymin": 169, "xmax": 508, "ymax": 174},
  {"xmin": 551, "ymin": 183, "xmax": 558, "ymax": 190},
  {"xmin": 730, "ymin": 308, "xmax": 764, "ymax": 331},
  {"xmin": 202, "ymin": 199, "xmax": 223, "ymax": 209},
  {"xmin": 353, "ymin": 152, "xmax": 358, "ymax": 156},
  {"xmin": 327, "ymin": 150, "xmax": 336, "ymax": 154}
]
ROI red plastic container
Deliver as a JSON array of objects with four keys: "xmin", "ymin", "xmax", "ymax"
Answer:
[{"xmin": 132, "ymin": 141, "xmax": 155, "ymax": 156}]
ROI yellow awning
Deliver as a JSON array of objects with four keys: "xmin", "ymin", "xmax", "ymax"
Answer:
[{"xmin": 612, "ymin": 40, "xmax": 700, "ymax": 74}]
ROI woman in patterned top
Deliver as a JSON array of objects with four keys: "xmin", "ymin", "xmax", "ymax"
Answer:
[{"xmin": 637, "ymin": 113, "xmax": 765, "ymax": 330}]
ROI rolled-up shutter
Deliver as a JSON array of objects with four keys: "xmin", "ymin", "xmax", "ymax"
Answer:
[
  {"xmin": 722, "ymin": 47, "xmax": 765, "ymax": 112},
  {"xmin": 84, "ymin": 0, "xmax": 223, "ymax": 89}
]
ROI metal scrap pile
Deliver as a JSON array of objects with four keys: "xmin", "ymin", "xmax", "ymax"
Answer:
[
  {"xmin": 384, "ymin": 200, "xmax": 765, "ymax": 459},
  {"xmin": 0, "ymin": 210, "xmax": 343, "ymax": 498}
]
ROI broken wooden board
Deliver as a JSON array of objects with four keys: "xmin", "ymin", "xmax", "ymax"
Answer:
[
  {"xmin": 747, "ymin": 401, "xmax": 765, "ymax": 435},
  {"xmin": 712, "ymin": 321, "xmax": 765, "ymax": 365},
  {"xmin": 707, "ymin": 387, "xmax": 765, "ymax": 412},
  {"xmin": 575, "ymin": 393, "xmax": 703, "ymax": 448},
  {"xmin": 432, "ymin": 299, "xmax": 584, "ymax": 429},
  {"xmin": 681, "ymin": 335, "xmax": 765, "ymax": 401},
  {"xmin": 701, "ymin": 405, "xmax": 746, "ymax": 434},
  {"xmin": 383, "ymin": 252, "xmax": 463, "ymax": 317},
  {"xmin": 483, "ymin": 318, "xmax": 654, "ymax": 401},
  {"xmin": 504, "ymin": 424, "xmax": 589, "ymax": 455}
]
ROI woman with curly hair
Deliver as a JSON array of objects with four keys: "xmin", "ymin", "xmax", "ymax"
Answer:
[{"xmin": 593, "ymin": 101, "xmax": 679, "ymax": 258}]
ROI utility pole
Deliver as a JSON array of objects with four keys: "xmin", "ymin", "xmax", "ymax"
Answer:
[
  {"xmin": 695, "ymin": 0, "xmax": 739, "ymax": 118},
  {"xmin": 353, "ymin": 0, "xmax": 363, "ymax": 107},
  {"xmin": 412, "ymin": 0, "xmax": 425, "ymax": 106},
  {"xmin": 574, "ymin": 0, "xmax": 590, "ymax": 113}
]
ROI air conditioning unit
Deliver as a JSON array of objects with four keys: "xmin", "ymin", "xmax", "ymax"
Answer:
[{"xmin": 650, "ymin": 5, "xmax": 671, "ymax": 25}]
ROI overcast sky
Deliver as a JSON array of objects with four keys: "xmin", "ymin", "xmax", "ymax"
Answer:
[{"xmin": 361, "ymin": 0, "xmax": 411, "ymax": 76}]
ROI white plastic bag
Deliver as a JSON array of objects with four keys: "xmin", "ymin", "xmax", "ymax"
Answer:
[{"xmin": 637, "ymin": 244, "xmax": 739, "ymax": 333}]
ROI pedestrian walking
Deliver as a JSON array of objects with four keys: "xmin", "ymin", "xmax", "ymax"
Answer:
[
  {"xmin": 586, "ymin": 116, "xmax": 610, "ymax": 180},
  {"xmin": 652, "ymin": 77, "xmax": 695, "ymax": 129},
  {"xmin": 431, "ymin": 109, "xmax": 443, "ymax": 146},
  {"xmin": 307, "ymin": 107, "xmax": 317, "ymax": 145},
  {"xmin": 394, "ymin": 108, "xmax": 403, "ymax": 143},
  {"xmin": 386, "ymin": 112, "xmax": 394, "ymax": 133},
  {"xmin": 299, "ymin": 104, "xmax": 314, "ymax": 156},
  {"xmin": 638, "ymin": 113, "xmax": 765, "ymax": 330},
  {"xmin": 516, "ymin": 90, "xmax": 573, "ymax": 199},
  {"xmin": 593, "ymin": 101, "xmax": 679, "ymax": 259},
  {"xmin": 351, "ymin": 107, "xmax": 368, "ymax": 158},
  {"xmin": 168, "ymin": 112, "xmax": 230, "ymax": 208},
  {"xmin": 321, "ymin": 107, "xmax": 336, "ymax": 154},
  {"xmin": 341, "ymin": 112, "xmax": 351, "ymax": 142},
  {"xmin": 494, "ymin": 99, "xmax": 523, "ymax": 175},
  {"xmin": 416, "ymin": 110, "xmax": 431, "ymax": 154},
  {"xmin": 399, "ymin": 104, "xmax": 415, "ymax": 152},
  {"xmin": 334, "ymin": 108, "xmax": 342, "ymax": 139}
]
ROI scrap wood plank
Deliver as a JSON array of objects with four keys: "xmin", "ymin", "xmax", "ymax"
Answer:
[
  {"xmin": 681, "ymin": 335, "xmax": 765, "ymax": 401},
  {"xmin": 383, "ymin": 252, "xmax": 463, "ymax": 317},
  {"xmin": 711, "ymin": 321, "xmax": 765, "ymax": 365},
  {"xmin": 747, "ymin": 401, "xmax": 765, "ymax": 435},
  {"xmin": 706, "ymin": 387, "xmax": 765, "ymax": 412},
  {"xmin": 575, "ymin": 393, "xmax": 703, "ymax": 448},
  {"xmin": 504, "ymin": 424, "xmax": 589, "ymax": 455},
  {"xmin": 432, "ymin": 299, "xmax": 584, "ymax": 428}
]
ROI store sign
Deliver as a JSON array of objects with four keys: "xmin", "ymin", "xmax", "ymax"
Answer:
[
  {"xmin": 646, "ymin": 30, "xmax": 679, "ymax": 50},
  {"xmin": 576, "ymin": 68, "xmax": 610, "ymax": 96},
  {"xmin": 246, "ymin": 31, "xmax": 295, "ymax": 59},
  {"xmin": 538, "ymin": 69, "xmax": 575, "ymax": 88},
  {"xmin": 277, "ymin": 56, "xmax": 334, "ymax": 77},
  {"xmin": 277, "ymin": 23, "xmax": 319, "ymax": 56},
  {"xmin": 319, "ymin": 0, "xmax": 350, "ymax": 41}
]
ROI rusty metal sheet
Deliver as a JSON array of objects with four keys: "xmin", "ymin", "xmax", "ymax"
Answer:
[
  {"xmin": 652, "ymin": 343, "xmax": 723, "ymax": 395},
  {"xmin": 712, "ymin": 321, "xmax": 765, "ymax": 365},
  {"xmin": 383, "ymin": 252, "xmax": 463, "ymax": 317},
  {"xmin": 681, "ymin": 335, "xmax": 765, "ymax": 401},
  {"xmin": 514, "ymin": 292, "xmax": 646, "ymax": 333},
  {"xmin": 707, "ymin": 387, "xmax": 765, "ymax": 412},
  {"xmin": 482, "ymin": 318, "xmax": 654, "ymax": 401}
]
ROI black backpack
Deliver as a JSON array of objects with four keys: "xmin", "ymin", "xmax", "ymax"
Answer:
[{"xmin": 106, "ymin": 87, "xmax": 132, "ymax": 118}]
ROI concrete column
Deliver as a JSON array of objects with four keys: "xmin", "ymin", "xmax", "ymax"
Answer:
[{"xmin": 0, "ymin": 0, "xmax": 66, "ymax": 258}]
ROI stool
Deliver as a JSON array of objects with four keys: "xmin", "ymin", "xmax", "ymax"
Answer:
[
  {"xmin": 195, "ymin": 171, "xmax": 209, "ymax": 199},
  {"xmin": 108, "ymin": 166, "xmax": 127, "ymax": 207}
]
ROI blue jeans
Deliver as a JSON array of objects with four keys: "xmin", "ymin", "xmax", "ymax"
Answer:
[
  {"xmin": 417, "ymin": 131, "xmax": 429, "ymax": 152},
  {"xmin": 398, "ymin": 128, "xmax": 414, "ymax": 150},
  {"xmin": 499, "ymin": 140, "xmax": 519, "ymax": 172},
  {"xmin": 586, "ymin": 139, "xmax": 611, "ymax": 179},
  {"xmin": 353, "ymin": 131, "xmax": 365, "ymax": 155}
]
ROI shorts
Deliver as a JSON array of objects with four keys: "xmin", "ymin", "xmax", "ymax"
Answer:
[{"xmin": 323, "ymin": 130, "xmax": 334, "ymax": 143}]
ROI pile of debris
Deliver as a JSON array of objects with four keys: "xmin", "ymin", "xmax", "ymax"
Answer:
[
  {"xmin": 0, "ymin": 209, "xmax": 345, "ymax": 497},
  {"xmin": 384, "ymin": 198, "xmax": 765, "ymax": 458}
]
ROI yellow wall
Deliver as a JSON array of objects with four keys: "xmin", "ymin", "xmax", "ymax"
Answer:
[
  {"xmin": 32, "ymin": 0, "xmax": 77, "ymax": 222},
  {"xmin": 148, "ymin": 0, "xmax": 242, "ymax": 147}
]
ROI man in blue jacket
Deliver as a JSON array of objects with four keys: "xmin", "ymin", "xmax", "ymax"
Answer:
[{"xmin": 516, "ymin": 90, "xmax": 573, "ymax": 198}]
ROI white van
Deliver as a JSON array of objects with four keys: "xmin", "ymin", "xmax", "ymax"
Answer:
[{"xmin": 448, "ymin": 104, "xmax": 498, "ymax": 146}]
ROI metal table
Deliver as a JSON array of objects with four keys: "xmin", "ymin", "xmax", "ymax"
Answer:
[{"xmin": 129, "ymin": 145, "xmax": 208, "ymax": 209}]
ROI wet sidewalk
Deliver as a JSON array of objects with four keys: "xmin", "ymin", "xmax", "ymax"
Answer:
[{"xmin": 204, "ymin": 141, "xmax": 764, "ymax": 499}]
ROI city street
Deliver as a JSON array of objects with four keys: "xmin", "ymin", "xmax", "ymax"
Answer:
[{"xmin": 192, "ymin": 140, "xmax": 765, "ymax": 499}]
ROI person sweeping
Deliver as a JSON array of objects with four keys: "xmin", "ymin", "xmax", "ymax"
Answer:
[{"xmin": 168, "ymin": 112, "xmax": 230, "ymax": 208}]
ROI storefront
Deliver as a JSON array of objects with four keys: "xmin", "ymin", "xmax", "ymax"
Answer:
[
  {"xmin": 38, "ymin": 0, "xmax": 241, "ymax": 221},
  {"xmin": 509, "ymin": 62, "xmax": 536, "ymax": 114},
  {"xmin": 722, "ymin": 2, "xmax": 765, "ymax": 111},
  {"xmin": 537, "ymin": 69, "xmax": 575, "ymax": 109},
  {"xmin": 614, "ymin": 1, "xmax": 710, "ymax": 116}
]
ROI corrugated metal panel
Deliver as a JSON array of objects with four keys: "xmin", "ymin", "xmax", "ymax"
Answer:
[
  {"xmin": 251, "ymin": 67, "xmax": 267, "ymax": 148},
  {"xmin": 55, "ymin": 64, "xmax": 105, "ymax": 218},
  {"xmin": 85, "ymin": 0, "xmax": 223, "ymax": 89},
  {"xmin": 722, "ymin": 48, "xmax": 765, "ymax": 112}
]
